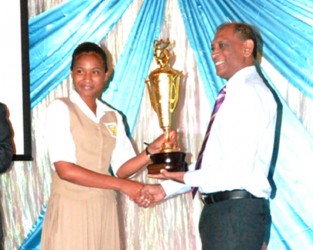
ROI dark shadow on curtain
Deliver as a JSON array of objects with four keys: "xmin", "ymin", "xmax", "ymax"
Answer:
[
  {"xmin": 256, "ymin": 65, "xmax": 282, "ymax": 201},
  {"xmin": 252, "ymin": 24, "xmax": 283, "ymax": 247},
  {"xmin": 251, "ymin": 24, "xmax": 282, "ymax": 201}
]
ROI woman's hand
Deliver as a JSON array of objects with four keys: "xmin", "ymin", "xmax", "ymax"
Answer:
[
  {"xmin": 148, "ymin": 169, "xmax": 186, "ymax": 183},
  {"xmin": 120, "ymin": 180, "xmax": 154, "ymax": 207},
  {"xmin": 120, "ymin": 179, "xmax": 143, "ymax": 200},
  {"xmin": 147, "ymin": 130, "xmax": 178, "ymax": 154}
]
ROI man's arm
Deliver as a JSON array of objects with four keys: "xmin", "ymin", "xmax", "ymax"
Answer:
[{"xmin": 0, "ymin": 104, "xmax": 13, "ymax": 173}]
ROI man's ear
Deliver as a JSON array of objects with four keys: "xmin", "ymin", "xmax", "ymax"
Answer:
[
  {"xmin": 243, "ymin": 39, "xmax": 254, "ymax": 58},
  {"xmin": 104, "ymin": 71, "xmax": 110, "ymax": 82}
]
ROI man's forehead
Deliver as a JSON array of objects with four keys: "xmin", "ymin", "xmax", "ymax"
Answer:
[
  {"xmin": 216, "ymin": 26, "xmax": 234, "ymax": 36},
  {"xmin": 213, "ymin": 27, "xmax": 237, "ymax": 42}
]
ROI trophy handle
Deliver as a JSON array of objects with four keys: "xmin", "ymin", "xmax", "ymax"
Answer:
[{"xmin": 169, "ymin": 74, "xmax": 180, "ymax": 112}]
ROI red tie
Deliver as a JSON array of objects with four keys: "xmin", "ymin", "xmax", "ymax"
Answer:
[{"xmin": 192, "ymin": 86, "xmax": 227, "ymax": 197}]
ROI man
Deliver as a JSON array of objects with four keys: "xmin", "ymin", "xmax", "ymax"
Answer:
[
  {"xmin": 142, "ymin": 22, "xmax": 278, "ymax": 249},
  {"xmin": 0, "ymin": 103, "xmax": 13, "ymax": 172},
  {"xmin": 0, "ymin": 102, "xmax": 13, "ymax": 249}
]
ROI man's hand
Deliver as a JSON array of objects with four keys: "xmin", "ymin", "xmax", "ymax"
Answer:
[
  {"xmin": 134, "ymin": 184, "xmax": 166, "ymax": 207},
  {"xmin": 148, "ymin": 169, "xmax": 185, "ymax": 183}
]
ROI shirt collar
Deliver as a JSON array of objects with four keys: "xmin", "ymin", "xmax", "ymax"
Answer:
[
  {"xmin": 227, "ymin": 66, "xmax": 256, "ymax": 85},
  {"xmin": 226, "ymin": 66, "xmax": 257, "ymax": 91},
  {"xmin": 70, "ymin": 90, "xmax": 109, "ymax": 122}
]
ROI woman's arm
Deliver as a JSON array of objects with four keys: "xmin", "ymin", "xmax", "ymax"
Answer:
[
  {"xmin": 116, "ymin": 131, "xmax": 177, "ymax": 178},
  {"xmin": 55, "ymin": 161, "xmax": 144, "ymax": 200}
]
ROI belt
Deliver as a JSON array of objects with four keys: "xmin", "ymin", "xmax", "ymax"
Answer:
[{"xmin": 201, "ymin": 190, "xmax": 259, "ymax": 205}]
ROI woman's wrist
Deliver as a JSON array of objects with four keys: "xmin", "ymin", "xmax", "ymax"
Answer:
[
  {"xmin": 145, "ymin": 145, "xmax": 152, "ymax": 158},
  {"xmin": 144, "ymin": 142, "xmax": 160, "ymax": 160}
]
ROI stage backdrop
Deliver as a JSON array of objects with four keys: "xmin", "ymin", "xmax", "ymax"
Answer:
[{"xmin": 0, "ymin": 0, "xmax": 312, "ymax": 249}]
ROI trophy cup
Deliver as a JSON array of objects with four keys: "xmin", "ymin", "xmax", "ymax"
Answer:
[{"xmin": 145, "ymin": 38, "xmax": 187, "ymax": 174}]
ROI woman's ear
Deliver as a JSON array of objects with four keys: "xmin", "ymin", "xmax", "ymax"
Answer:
[{"xmin": 243, "ymin": 39, "xmax": 254, "ymax": 58}]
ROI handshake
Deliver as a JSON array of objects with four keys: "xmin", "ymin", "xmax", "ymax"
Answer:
[
  {"xmin": 122, "ymin": 169, "xmax": 185, "ymax": 208},
  {"xmin": 128, "ymin": 183, "xmax": 166, "ymax": 208}
]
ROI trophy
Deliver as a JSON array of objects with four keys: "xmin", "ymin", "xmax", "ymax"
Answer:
[{"xmin": 145, "ymin": 38, "xmax": 187, "ymax": 174}]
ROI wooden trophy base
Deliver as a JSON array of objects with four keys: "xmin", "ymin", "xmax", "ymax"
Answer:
[{"xmin": 147, "ymin": 152, "xmax": 188, "ymax": 174}]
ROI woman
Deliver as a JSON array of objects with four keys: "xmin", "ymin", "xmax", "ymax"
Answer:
[{"xmin": 41, "ymin": 42, "xmax": 168, "ymax": 250}]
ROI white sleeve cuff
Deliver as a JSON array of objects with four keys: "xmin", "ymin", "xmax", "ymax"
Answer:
[{"xmin": 160, "ymin": 180, "xmax": 191, "ymax": 199}]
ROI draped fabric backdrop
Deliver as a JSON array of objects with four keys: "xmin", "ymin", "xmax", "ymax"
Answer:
[{"xmin": 0, "ymin": 0, "xmax": 312, "ymax": 249}]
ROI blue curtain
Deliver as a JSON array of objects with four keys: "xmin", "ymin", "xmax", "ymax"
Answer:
[
  {"xmin": 21, "ymin": 0, "xmax": 313, "ymax": 249},
  {"xmin": 101, "ymin": 0, "xmax": 166, "ymax": 132},
  {"xmin": 29, "ymin": 0, "xmax": 134, "ymax": 109}
]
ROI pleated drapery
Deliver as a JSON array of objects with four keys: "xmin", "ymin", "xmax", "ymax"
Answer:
[{"xmin": 0, "ymin": 0, "xmax": 312, "ymax": 249}]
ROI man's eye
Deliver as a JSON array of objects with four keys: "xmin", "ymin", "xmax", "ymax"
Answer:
[{"xmin": 219, "ymin": 43, "xmax": 227, "ymax": 49}]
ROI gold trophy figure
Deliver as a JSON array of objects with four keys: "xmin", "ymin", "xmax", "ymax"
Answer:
[{"xmin": 145, "ymin": 39, "xmax": 187, "ymax": 174}]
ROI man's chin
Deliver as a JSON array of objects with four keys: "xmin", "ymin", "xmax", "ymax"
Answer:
[{"xmin": 215, "ymin": 69, "xmax": 225, "ymax": 78}]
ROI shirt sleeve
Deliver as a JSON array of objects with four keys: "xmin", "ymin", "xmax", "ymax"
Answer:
[
  {"xmin": 45, "ymin": 100, "xmax": 77, "ymax": 170},
  {"xmin": 110, "ymin": 112, "xmax": 136, "ymax": 175},
  {"xmin": 161, "ymin": 180, "xmax": 191, "ymax": 198}
]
